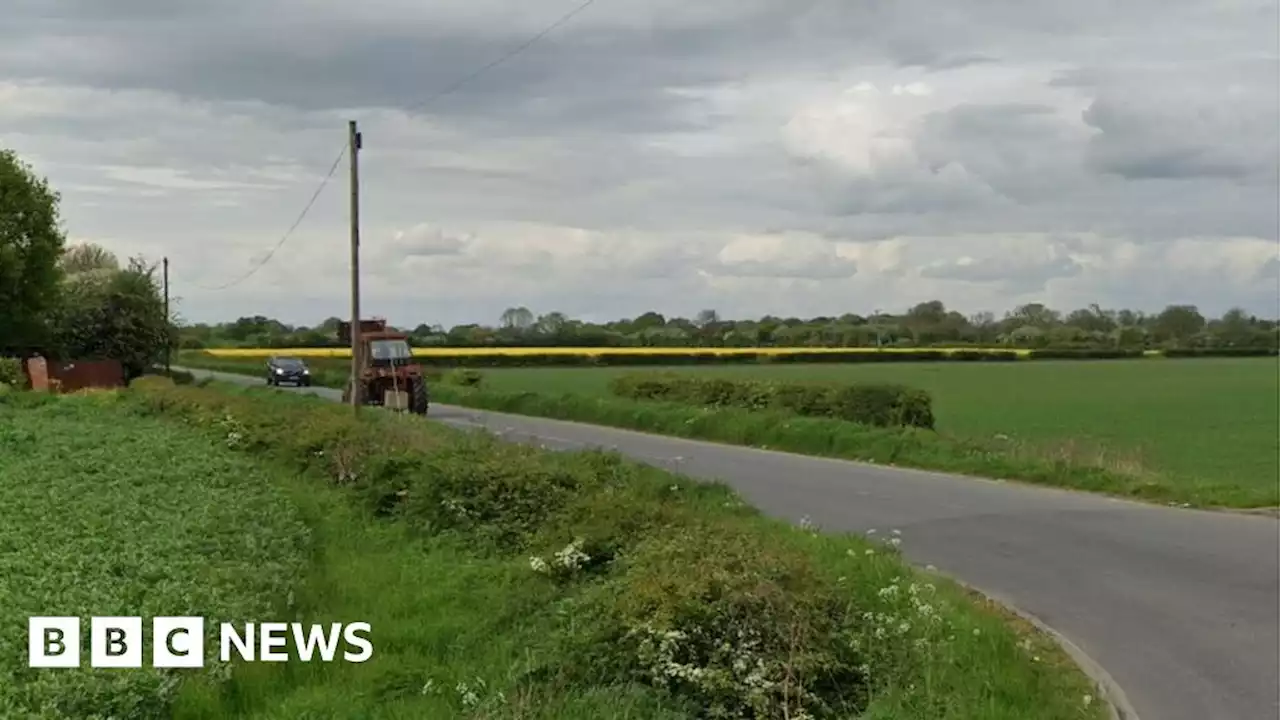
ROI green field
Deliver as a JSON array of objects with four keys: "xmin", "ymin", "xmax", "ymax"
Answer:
[
  {"xmin": 173, "ymin": 351, "xmax": 1280, "ymax": 506},
  {"xmin": 0, "ymin": 391, "xmax": 311, "ymax": 717},
  {"xmin": 0, "ymin": 383, "xmax": 1107, "ymax": 719},
  {"xmin": 475, "ymin": 358, "xmax": 1280, "ymax": 497}
]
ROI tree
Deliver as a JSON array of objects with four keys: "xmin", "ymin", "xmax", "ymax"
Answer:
[
  {"xmin": 906, "ymin": 300, "xmax": 947, "ymax": 326},
  {"xmin": 1213, "ymin": 307, "xmax": 1254, "ymax": 346},
  {"xmin": 632, "ymin": 311, "xmax": 666, "ymax": 331},
  {"xmin": 1006, "ymin": 303, "xmax": 1060, "ymax": 328},
  {"xmin": 60, "ymin": 242, "xmax": 120, "ymax": 275},
  {"xmin": 499, "ymin": 306, "xmax": 534, "ymax": 330},
  {"xmin": 1153, "ymin": 305, "xmax": 1206, "ymax": 345},
  {"xmin": 535, "ymin": 311, "xmax": 569, "ymax": 336},
  {"xmin": 52, "ymin": 257, "xmax": 172, "ymax": 380},
  {"xmin": 0, "ymin": 148, "xmax": 66, "ymax": 354},
  {"xmin": 1066, "ymin": 305, "xmax": 1116, "ymax": 334}
]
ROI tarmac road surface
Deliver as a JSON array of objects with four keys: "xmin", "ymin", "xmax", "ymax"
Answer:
[{"xmin": 181, "ymin": 368, "xmax": 1280, "ymax": 720}]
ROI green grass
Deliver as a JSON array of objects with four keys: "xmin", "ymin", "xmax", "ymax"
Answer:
[
  {"xmin": 170, "ymin": 477, "xmax": 685, "ymax": 720},
  {"xmin": 474, "ymin": 358, "xmax": 1280, "ymax": 495},
  {"xmin": 174, "ymin": 352, "xmax": 1279, "ymax": 507},
  {"xmin": 134, "ymin": 378, "xmax": 1106, "ymax": 719},
  {"xmin": 0, "ymin": 390, "xmax": 311, "ymax": 718}
]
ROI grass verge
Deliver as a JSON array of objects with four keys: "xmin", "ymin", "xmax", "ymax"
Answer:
[
  {"xmin": 119, "ymin": 377, "xmax": 1106, "ymax": 719},
  {"xmin": 173, "ymin": 355, "xmax": 1278, "ymax": 509}
]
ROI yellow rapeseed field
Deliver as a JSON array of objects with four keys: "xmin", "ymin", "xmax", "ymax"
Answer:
[{"xmin": 203, "ymin": 346, "xmax": 1037, "ymax": 358}]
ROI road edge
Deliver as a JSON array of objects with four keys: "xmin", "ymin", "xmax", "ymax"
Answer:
[{"xmin": 933, "ymin": 571, "xmax": 1139, "ymax": 720}]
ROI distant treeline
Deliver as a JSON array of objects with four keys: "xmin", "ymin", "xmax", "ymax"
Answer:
[{"xmin": 179, "ymin": 301, "xmax": 1279, "ymax": 352}]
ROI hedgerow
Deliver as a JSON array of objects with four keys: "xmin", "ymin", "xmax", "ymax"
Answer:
[
  {"xmin": 609, "ymin": 373, "xmax": 935, "ymax": 430},
  {"xmin": 1024, "ymin": 349, "xmax": 1147, "ymax": 360},
  {"xmin": 1162, "ymin": 347, "xmax": 1278, "ymax": 358},
  {"xmin": 122, "ymin": 378, "xmax": 1106, "ymax": 719}
]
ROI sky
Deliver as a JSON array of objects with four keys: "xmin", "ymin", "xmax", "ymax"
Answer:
[{"xmin": 2, "ymin": 0, "xmax": 1277, "ymax": 328}]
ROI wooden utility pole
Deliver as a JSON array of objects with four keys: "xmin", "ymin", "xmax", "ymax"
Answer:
[
  {"xmin": 163, "ymin": 256, "xmax": 171, "ymax": 373},
  {"xmin": 348, "ymin": 120, "xmax": 362, "ymax": 410}
]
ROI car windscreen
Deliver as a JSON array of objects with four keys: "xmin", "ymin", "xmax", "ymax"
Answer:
[{"xmin": 275, "ymin": 358, "xmax": 304, "ymax": 368}]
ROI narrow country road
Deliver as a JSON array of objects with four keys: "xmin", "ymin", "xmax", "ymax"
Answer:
[{"xmin": 182, "ymin": 368, "xmax": 1280, "ymax": 720}]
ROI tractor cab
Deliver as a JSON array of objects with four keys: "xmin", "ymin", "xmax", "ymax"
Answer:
[
  {"xmin": 338, "ymin": 318, "xmax": 430, "ymax": 414},
  {"xmin": 367, "ymin": 336, "xmax": 413, "ymax": 367}
]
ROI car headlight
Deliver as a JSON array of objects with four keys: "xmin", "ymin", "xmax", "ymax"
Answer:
[
  {"xmin": 275, "ymin": 368, "xmax": 283, "ymax": 374},
  {"xmin": 302, "ymin": 369, "xmax": 310, "ymax": 374}
]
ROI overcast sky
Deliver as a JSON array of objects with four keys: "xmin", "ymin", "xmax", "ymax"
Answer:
[{"xmin": 3, "ymin": 0, "xmax": 1277, "ymax": 327}]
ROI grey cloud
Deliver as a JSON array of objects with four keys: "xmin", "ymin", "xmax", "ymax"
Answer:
[
  {"xmin": 0, "ymin": 0, "xmax": 786, "ymax": 129},
  {"xmin": 1079, "ymin": 59, "xmax": 1279, "ymax": 183},
  {"xmin": 1255, "ymin": 256, "xmax": 1280, "ymax": 285},
  {"xmin": 920, "ymin": 254, "xmax": 1083, "ymax": 294},
  {"xmin": 913, "ymin": 102, "xmax": 1087, "ymax": 203},
  {"xmin": 4, "ymin": 0, "xmax": 1280, "ymax": 324},
  {"xmin": 395, "ymin": 225, "xmax": 469, "ymax": 257},
  {"xmin": 712, "ymin": 253, "xmax": 857, "ymax": 280}
]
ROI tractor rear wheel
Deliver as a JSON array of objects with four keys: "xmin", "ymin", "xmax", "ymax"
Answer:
[{"xmin": 410, "ymin": 378, "xmax": 429, "ymax": 415}]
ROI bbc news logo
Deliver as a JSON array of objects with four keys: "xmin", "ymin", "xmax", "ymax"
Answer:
[{"xmin": 28, "ymin": 617, "xmax": 372, "ymax": 668}]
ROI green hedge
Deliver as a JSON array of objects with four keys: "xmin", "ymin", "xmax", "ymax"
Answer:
[
  {"xmin": 609, "ymin": 372, "xmax": 935, "ymax": 429},
  {"xmin": 1025, "ymin": 349, "xmax": 1147, "ymax": 360},
  {"xmin": 1163, "ymin": 347, "xmax": 1279, "ymax": 358},
  {"xmin": 0, "ymin": 357, "xmax": 24, "ymax": 388}
]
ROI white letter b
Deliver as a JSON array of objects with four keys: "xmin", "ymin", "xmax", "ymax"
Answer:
[{"xmin": 29, "ymin": 617, "xmax": 80, "ymax": 668}]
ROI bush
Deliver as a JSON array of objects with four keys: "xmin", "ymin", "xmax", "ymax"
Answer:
[
  {"xmin": 1026, "ymin": 349, "xmax": 1146, "ymax": 360},
  {"xmin": 609, "ymin": 373, "xmax": 935, "ymax": 429},
  {"xmin": 442, "ymin": 368, "xmax": 485, "ymax": 387},
  {"xmin": 1163, "ymin": 347, "xmax": 1278, "ymax": 358},
  {"xmin": 566, "ymin": 521, "xmax": 865, "ymax": 718},
  {"xmin": 0, "ymin": 357, "xmax": 25, "ymax": 389}
]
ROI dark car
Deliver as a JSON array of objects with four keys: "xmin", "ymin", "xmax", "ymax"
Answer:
[{"xmin": 265, "ymin": 356, "xmax": 311, "ymax": 386}]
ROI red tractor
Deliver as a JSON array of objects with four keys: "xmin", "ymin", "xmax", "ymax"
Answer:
[{"xmin": 338, "ymin": 318, "xmax": 429, "ymax": 414}]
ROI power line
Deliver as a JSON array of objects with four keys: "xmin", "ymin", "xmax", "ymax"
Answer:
[
  {"xmin": 188, "ymin": 0, "xmax": 600, "ymax": 292},
  {"xmin": 404, "ymin": 0, "xmax": 600, "ymax": 113},
  {"xmin": 190, "ymin": 145, "xmax": 346, "ymax": 291}
]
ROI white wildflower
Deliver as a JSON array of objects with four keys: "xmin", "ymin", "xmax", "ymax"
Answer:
[{"xmin": 554, "ymin": 539, "xmax": 590, "ymax": 571}]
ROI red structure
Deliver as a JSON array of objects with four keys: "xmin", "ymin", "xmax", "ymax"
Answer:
[{"xmin": 24, "ymin": 358, "xmax": 125, "ymax": 393}]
